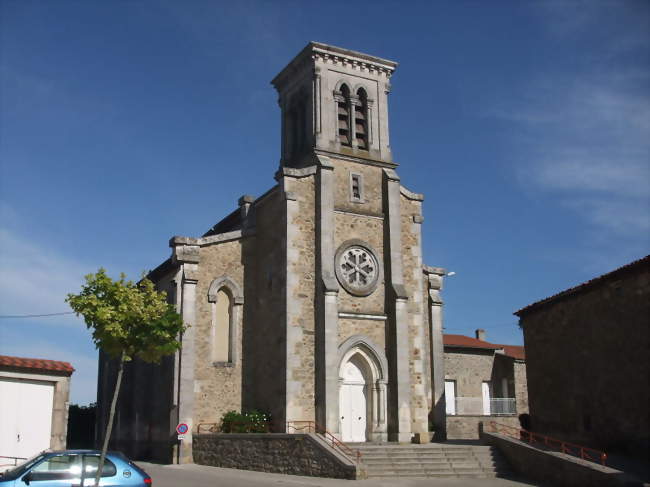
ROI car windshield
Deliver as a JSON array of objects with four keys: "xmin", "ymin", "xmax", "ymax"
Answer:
[{"xmin": 1, "ymin": 453, "xmax": 48, "ymax": 479}]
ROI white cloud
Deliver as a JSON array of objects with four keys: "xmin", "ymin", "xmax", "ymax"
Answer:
[
  {"xmin": 494, "ymin": 5, "xmax": 650, "ymax": 240},
  {"xmin": 0, "ymin": 227, "xmax": 92, "ymax": 319}
]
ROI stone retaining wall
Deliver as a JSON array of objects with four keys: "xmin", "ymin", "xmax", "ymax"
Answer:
[
  {"xmin": 193, "ymin": 433, "xmax": 362, "ymax": 479},
  {"xmin": 482, "ymin": 431, "xmax": 644, "ymax": 487},
  {"xmin": 447, "ymin": 416, "xmax": 519, "ymax": 440}
]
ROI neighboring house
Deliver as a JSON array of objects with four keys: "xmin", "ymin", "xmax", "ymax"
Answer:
[
  {"xmin": 0, "ymin": 355, "xmax": 74, "ymax": 463},
  {"xmin": 515, "ymin": 255, "xmax": 650, "ymax": 459},
  {"xmin": 97, "ymin": 42, "xmax": 450, "ymax": 464},
  {"xmin": 443, "ymin": 331, "xmax": 528, "ymax": 439}
]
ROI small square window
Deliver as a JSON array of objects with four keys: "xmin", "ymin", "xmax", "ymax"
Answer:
[{"xmin": 350, "ymin": 173, "xmax": 364, "ymax": 203}]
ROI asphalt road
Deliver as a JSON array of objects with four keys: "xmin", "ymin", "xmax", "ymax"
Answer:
[{"xmin": 137, "ymin": 462, "xmax": 543, "ymax": 487}]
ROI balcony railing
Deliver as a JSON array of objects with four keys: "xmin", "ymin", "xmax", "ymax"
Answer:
[{"xmin": 450, "ymin": 397, "xmax": 516, "ymax": 416}]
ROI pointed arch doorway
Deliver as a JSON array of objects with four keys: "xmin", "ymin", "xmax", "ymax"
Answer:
[
  {"xmin": 339, "ymin": 355, "xmax": 367, "ymax": 442},
  {"xmin": 338, "ymin": 336, "xmax": 388, "ymax": 443}
]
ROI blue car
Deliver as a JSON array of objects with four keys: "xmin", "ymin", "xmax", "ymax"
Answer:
[{"xmin": 0, "ymin": 450, "xmax": 152, "ymax": 486}]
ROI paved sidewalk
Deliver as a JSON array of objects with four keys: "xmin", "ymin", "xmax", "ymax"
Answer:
[{"xmin": 138, "ymin": 462, "xmax": 544, "ymax": 487}]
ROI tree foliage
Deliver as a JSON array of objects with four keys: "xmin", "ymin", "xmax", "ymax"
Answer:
[
  {"xmin": 66, "ymin": 268, "xmax": 185, "ymax": 486},
  {"xmin": 66, "ymin": 268, "xmax": 185, "ymax": 363}
]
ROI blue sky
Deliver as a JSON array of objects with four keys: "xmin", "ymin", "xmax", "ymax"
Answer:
[{"xmin": 1, "ymin": 1, "xmax": 648, "ymax": 405}]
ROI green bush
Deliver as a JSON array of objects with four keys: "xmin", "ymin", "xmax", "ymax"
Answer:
[{"xmin": 220, "ymin": 409, "xmax": 270, "ymax": 433}]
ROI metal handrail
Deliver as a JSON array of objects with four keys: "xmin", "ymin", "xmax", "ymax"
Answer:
[
  {"xmin": 0, "ymin": 455, "xmax": 27, "ymax": 466},
  {"xmin": 286, "ymin": 420, "xmax": 362, "ymax": 464},
  {"xmin": 196, "ymin": 420, "xmax": 270, "ymax": 434},
  {"xmin": 196, "ymin": 422, "xmax": 219, "ymax": 434},
  {"xmin": 486, "ymin": 421, "xmax": 607, "ymax": 465}
]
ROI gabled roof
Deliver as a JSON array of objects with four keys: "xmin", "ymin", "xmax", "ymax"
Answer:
[
  {"xmin": 515, "ymin": 255, "xmax": 650, "ymax": 317},
  {"xmin": 203, "ymin": 207, "xmax": 243, "ymax": 237},
  {"xmin": 443, "ymin": 335, "xmax": 525, "ymax": 360},
  {"xmin": 443, "ymin": 334, "xmax": 502, "ymax": 350},
  {"xmin": 0, "ymin": 355, "xmax": 75, "ymax": 375},
  {"xmin": 495, "ymin": 344, "xmax": 525, "ymax": 360}
]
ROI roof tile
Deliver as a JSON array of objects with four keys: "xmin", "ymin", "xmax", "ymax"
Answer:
[
  {"xmin": 0, "ymin": 355, "xmax": 75, "ymax": 375},
  {"xmin": 443, "ymin": 335, "xmax": 525, "ymax": 360}
]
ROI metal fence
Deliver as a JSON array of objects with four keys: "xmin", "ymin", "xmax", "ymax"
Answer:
[{"xmin": 451, "ymin": 397, "xmax": 516, "ymax": 416}]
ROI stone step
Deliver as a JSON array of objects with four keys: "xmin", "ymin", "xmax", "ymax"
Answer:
[
  {"xmin": 362, "ymin": 458, "xmax": 453, "ymax": 465},
  {"xmin": 348, "ymin": 443, "xmax": 513, "ymax": 479},
  {"xmin": 367, "ymin": 472, "xmax": 491, "ymax": 479}
]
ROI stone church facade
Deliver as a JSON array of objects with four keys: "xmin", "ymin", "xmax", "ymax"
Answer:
[{"xmin": 97, "ymin": 42, "xmax": 447, "ymax": 463}]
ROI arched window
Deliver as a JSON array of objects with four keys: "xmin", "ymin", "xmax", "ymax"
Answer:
[
  {"xmin": 336, "ymin": 84, "xmax": 351, "ymax": 146},
  {"xmin": 208, "ymin": 276, "xmax": 243, "ymax": 366},
  {"xmin": 212, "ymin": 288, "xmax": 232, "ymax": 363},
  {"xmin": 355, "ymin": 88, "xmax": 368, "ymax": 150}
]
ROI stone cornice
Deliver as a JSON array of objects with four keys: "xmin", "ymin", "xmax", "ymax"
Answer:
[
  {"xmin": 170, "ymin": 229, "xmax": 255, "ymax": 249},
  {"xmin": 275, "ymin": 165, "xmax": 318, "ymax": 180},
  {"xmin": 272, "ymin": 41, "xmax": 397, "ymax": 91},
  {"xmin": 400, "ymin": 185, "xmax": 424, "ymax": 201},
  {"xmin": 316, "ymin": 149, "xmax": 398, "ymax": 169},
  {"xmin": 423, "ymin": 265, "xmax": 446, "ymax": 276},
  {"xmin": 383, "ymin": 168, "xmax": 400, "ymax": 182}
]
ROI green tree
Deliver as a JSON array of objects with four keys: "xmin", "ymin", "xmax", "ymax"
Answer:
[{"xmin": 67, "ymin": 268, "xmax": 185, "ymax": 487}]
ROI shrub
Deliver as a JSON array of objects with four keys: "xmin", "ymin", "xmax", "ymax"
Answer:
[{"xmin": 220, "ymin": 409, "xmax": 270, "ymax": 433}]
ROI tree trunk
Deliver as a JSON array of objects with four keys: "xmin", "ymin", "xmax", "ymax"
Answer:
[{"xmin": 95, "ymin": 351, "xmax": 125, "ymax": 487}]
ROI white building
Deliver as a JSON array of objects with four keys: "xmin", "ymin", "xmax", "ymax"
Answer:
[{"xmin": 0, "ymin": 355, "xmax": 74, "ymax": 465}]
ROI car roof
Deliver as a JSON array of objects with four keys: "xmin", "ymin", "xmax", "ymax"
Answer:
[{"xmin": 48, "ymin": 450, "xmax": 126, "ymax": 456}]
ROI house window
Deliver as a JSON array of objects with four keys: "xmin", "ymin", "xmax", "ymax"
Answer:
[
  {"xmin": 350, "ymin": 172, "xmax": 364, "ymax": 203},
  {"xmin": 212, "ymin": 288, "xmax": 232, "ymax": 363},
  {"xmin": 445, "ymin": 380, "xmax": 456, "ymax": 415},
  {"xmin": 336, "ymin": 84, "xmax": 351, "ymax": 146},
  {"xmin": 482, "ymin": 381, "xmax": 492, "ymax": 415},
  {"xmin": 355, "ymin": 88, "xmax": 369, "ymax": 149}
]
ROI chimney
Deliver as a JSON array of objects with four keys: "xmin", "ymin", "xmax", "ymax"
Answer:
[{"xmin": 475, "ymin": 329, "xmax": 486, "ymax": 341}]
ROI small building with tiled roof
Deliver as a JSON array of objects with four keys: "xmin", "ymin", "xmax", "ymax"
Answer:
[
  {"xmin": 442, "ymin": 330, "xmax": 528, "ymax": 440},
  {"xmin": 0, "ymin": 354, "xmax": 74, "ymax": 462},
  {"xmin": 515, "ymin": 255, "xmax": 650, "ymax": 459}
]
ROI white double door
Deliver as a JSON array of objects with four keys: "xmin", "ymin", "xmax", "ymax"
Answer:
[
  {"xmin": 0, "ymin": 377, "xmax": 54, "ymax": 460},
  {"xmin": 339, "ymin": 360, "xmax": 367, "ymax": 443}
]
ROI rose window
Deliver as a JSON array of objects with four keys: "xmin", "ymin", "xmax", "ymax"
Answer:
[{"xmin": 335, "ymin": 243, "xmax": 380, "ymax": 296}]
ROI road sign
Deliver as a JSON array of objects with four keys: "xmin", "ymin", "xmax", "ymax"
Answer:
[{"xmin": 176, "ymin": 423, "xmax": 189, "ymax": 435}]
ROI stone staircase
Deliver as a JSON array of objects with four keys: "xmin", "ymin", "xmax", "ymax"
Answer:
[{"xmin": 351, "ymin": 443, "xmax": 513, "ymax": 479}]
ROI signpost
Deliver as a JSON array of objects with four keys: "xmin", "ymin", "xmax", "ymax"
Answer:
[{"xmin": 176, "ymin": 423, "xmax": 189, "ymax": 440}]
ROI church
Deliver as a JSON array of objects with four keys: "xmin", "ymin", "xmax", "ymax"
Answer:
[{"xmin": 96, "ymin": 42, "xmax": 448, "ymax": 464}]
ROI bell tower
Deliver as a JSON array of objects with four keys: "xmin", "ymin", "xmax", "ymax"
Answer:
[{"xmin": 272, "ymin": 42, "xmax": 397, "ymax": 168}]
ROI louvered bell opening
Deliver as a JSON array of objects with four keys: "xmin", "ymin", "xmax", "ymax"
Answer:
[
  {"xmin": 355, "ymin": 123, "xmax": 365, "ymax": 135},
  {"xmin": 338, "ymin": 105, "xmax": 349, "ymax": 116},
  {"xmin": 339, "ymin": 119, "xmax": 349, "ymax": 130},
  {"xmin": 354, "ymin": 107, "xmax": 365, "ymax": 120},
  {"xmin": 356, "ymin": 138, "xmax": 367, "ymax": 149}
]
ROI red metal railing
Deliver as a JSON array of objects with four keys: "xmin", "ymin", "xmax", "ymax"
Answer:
[
  {"xmin": 196, "ymin": 421, "xmax": 270, "ymax": 434},
  {"xmin": 286, "ymin": 420, "xmax": 362, "ymax": 464},
  {"xmin": 196, "ymin": 422, "xmax": 219, "ymax": 434},
  {"xmin": 485, "ymin": 421, "xmax": 607, "ymax": 466}
]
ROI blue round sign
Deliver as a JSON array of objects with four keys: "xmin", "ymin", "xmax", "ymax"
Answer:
[{"xmin": 176, "ymin": 423, "xmax": 189, "ymax": 435}]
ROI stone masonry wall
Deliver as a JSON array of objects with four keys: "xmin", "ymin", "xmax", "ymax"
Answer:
[
  {"xmin": 513, "ymin": 361, "xmax": 528, "ymax": 415},
  {"xmin": 521, "ymin": 264, "xmax": 650, "ymax": 456},
  {"xmin": 444, "ymin": 349, "xmax": 495, "ymax": 398},
  {"xmin": 333, "ymin": 159, "xmax": 383, "ymax": 216},
  {"xmin": 447, "ymin": 415, "xmax": 519, "ymax": 440},
  {"xmin": 400, "ymin": 192, "xmax": 429, "ymax": 433},
  {"xmin": 482, "ymin": 431, "xmax": 643, "ymax": 487},
  {"xmin": 246, "ymin": 187, "xmax": 288, "ymax": 428},
  {"xmin": 283, "ymin": 174, "xmax": 317, "ymax": 423},
  {"xmin": 194, "ymin": 433, "xmax": 359, "ymax": 479},
  {"xmin": 334, "ymin": 212, "xmax": 385, "ymax": 314},
  {"xmin": 194, "ymin": 240, "xmax": 245, "ymax": 426},
  {"xmin": 338, "ymin": 318, "xmax": 385, "ymax": 351}
]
